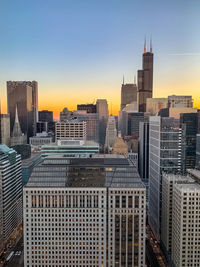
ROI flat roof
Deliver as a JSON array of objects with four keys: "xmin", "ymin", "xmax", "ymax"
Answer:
[{"xmin": 26, "ymin": 156, "xmax": 144, "ymax": 189}]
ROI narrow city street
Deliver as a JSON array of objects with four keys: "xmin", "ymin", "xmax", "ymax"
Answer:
[
  {"xmin": 146, "ymin": 224, "xmax": 168, "ymax": 267},
  {"xmin": 3, "ymin": 237, "xmax": 24, "ymax": 267}
]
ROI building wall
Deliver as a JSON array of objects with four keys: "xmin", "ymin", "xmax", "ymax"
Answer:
[
  {"xmin": 180, "ymin": 113, "xmax": 198, "ymax": 170},
  {"xmin": 139, "ymin": 121, "xmax": 149, "ymax": 179},
  {"xmin": 196, "ymin": 134, "xmax": 200, "ymax": 167},
  {"xmin": 7, "ymin": 81, "xmax": 38, "ymax": 139},
  {"xmin": 0, "ymin": 114, "xmax": 10, "ymax": 146},
  {"xmin": 121, "ymin": 84, "xmax": 137, "ymax": 111},
  {"xmin": 172, "ymin": 183, "xmax": 200, "ymax": 267},
  {"xmin": 39, "ymin": 110, "xmax": 53, "ymax": 122},
  {"xmin": 56, "ymin": 121, "xmax": 87, "ymax": 141},
  {"xmin": 149, "ymin": 116, "xmax": 185, "ymax": 240},
  {"xmin": 0, "ymin": 146, "xmax": 22, "ymax": 250},
  {"xmin": 168, "ymin": 95, "xmax": 193, "ymax": 108},
  {"xmin": 24, "ymin": 187, "xmax": 107, "ymax": 267},
  {"xmin": 108, "ymin": 188, "xmax": 146, "ymax": 267},
  {"xmin": 146, "ymin": 98, "xmax": 168, "ymax": 115},
  {"xmin": 24, "ymin": 186, "xmax": 146, "ymax": 267}
]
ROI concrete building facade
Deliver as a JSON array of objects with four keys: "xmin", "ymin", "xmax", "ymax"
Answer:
[
  {"xmin": 23, "ymin": 156, "xmax": 146, "ymax": 267},
  {"xmin": 56, "ymin": 121, "xmax": 87, "ymax": 141}
]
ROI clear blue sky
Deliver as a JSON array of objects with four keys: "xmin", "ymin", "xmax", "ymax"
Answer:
[{"xmin": 0, "ymin": 0, "xmax": 200, "ymax": 116}]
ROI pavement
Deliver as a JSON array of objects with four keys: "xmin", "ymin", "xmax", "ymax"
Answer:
[{"xmin": 2, "ymin": 237, "xmax": 24, "ymax": 267}]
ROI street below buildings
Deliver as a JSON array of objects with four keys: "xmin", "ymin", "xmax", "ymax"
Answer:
[
  {"xmin": 2, "ymin": 237, "xmax": 24, "ymax": 267},
  {"xmin": 146, "ymin": 224, "xmax": 168, "ymax": 267}
]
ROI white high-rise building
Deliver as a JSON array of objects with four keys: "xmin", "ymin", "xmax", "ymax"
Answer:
[
  {"xmin": 105, "ymin": 116, "xmax": 117, "ymax": 150},
  {"xmin": 161, "ymin": 173, "xmax": 194, "ymax": 254},
  {"xmin": 56, "ymin": 120, "xmax": 87, "ymax": 141},
  {"xmin": 0, "ymin": 145, "xmax": 22, "ymax": 251},
  {"xmin": 172, "ymin": 182, "xmax": 200, "ymax": 267},
  {"xmin": 23, "ymin": 156, "xmax": 146, "ymax": 267}
]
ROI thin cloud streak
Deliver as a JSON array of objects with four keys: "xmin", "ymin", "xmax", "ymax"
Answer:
[{"xmin": 169, "ymin": 53, "xmax": 200, "ymax": 56}]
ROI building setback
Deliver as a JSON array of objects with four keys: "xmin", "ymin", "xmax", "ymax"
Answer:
[{"xmin": 23, "ymin": 156, "xmax": 146, "ymax": 267}]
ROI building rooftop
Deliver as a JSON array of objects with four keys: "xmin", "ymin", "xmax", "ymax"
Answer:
[
  {"xmin": 42, "ymin": 140, "xmax": 99, "ymax": 147},
  {"xmin": 26, "ymin": 156, "xmax": 144, "ymax": 189},
  {"xmin": 21, "ymin": 153, "xmax": 42, "ymax": 168},
  {"xmin": 175, "ymin": 182, "xmax": 200, "ymax": 192}
]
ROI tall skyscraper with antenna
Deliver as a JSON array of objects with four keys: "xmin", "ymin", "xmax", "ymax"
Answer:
[
  {"xmin": 137, "ymin": 38, "xmax": 154, "ymax": 112},
  {"xmin": 121, "ymin": 76, "xmax": 137, "ymax": 111}
]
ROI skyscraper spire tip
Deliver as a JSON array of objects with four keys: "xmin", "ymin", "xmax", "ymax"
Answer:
[
  {"xmin": 150, "ymin": 36, "xmax": 152, "ymax": 53},
  {"xmin": 144, "ymin": 36, "xmax": 146, "ymax": 53}
]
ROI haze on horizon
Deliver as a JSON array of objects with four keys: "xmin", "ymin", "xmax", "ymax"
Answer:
[{"xmin": 0, "ymin": 0, "xmax": 200, "ymax": 118}]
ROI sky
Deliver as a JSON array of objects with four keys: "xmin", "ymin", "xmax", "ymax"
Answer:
[{"xmin": 0, "ymin": 0, "xmax": 200, "ymax": 118}]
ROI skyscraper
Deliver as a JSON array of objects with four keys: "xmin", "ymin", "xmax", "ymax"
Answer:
[
  {"xmin": 121, "ymin": 77, "xmax": 137, "ymax": 111},
  {"xmin": 74, "ymin": 111, "xmax": 99, "ymax": 143},
  {"xmin": 161, "ymin": 173, "xmax": 194, "ymax": 256},
  {"xmin": 105, "ymin": 116, "xmax": 117, "ymax": 150},
  {"xmin": 0, "ymin": 114, "xmax": 10, "ymax": 146},
  {"xmin": 149, "ymin": 116, "xmax": 186, "ymax": 240},
  {"xmin": 96, "ymin": 99, "xmax": 109, "ymax": 146},
  {"xmin": 7, "ymin": 81, "xmax": 38, "ymax": 139},
  {"xmin": 24, "ymin": 156, "xmax": 146, "ymax": 267},
  {"xmin": 39, "ymin": 110, "xmax": 53, "ymax": 122},
  {"xmin": 180, "ymin": 113, "xmax": 198, "ymax": 171},
  {"xmin": 0, "ymin": 145, "xmax": 22, "ymax": 251},
  {"xmin": 137, "ymin": 39, "xmax": 154, "ymax": 112}
]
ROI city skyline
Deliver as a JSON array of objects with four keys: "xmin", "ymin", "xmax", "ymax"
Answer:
[{"xmin": 1, "ymin": 0, "xmax": 200, "ymax": 118}]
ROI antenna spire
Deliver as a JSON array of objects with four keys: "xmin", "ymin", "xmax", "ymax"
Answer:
[
  {"xmin": 123, "ymin": 75, "xmax": 125, "ymax": 85},
  {"xmin": 150, "ymin": 37, "xmax": 152, "ymax": 53},
  {"xmin": 134, "ymin": 75, "xmax": 136, "ymax": 84},
  {"xmin": 144, "ymin": 36, "xmax": 146, "ymax": 53}
]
